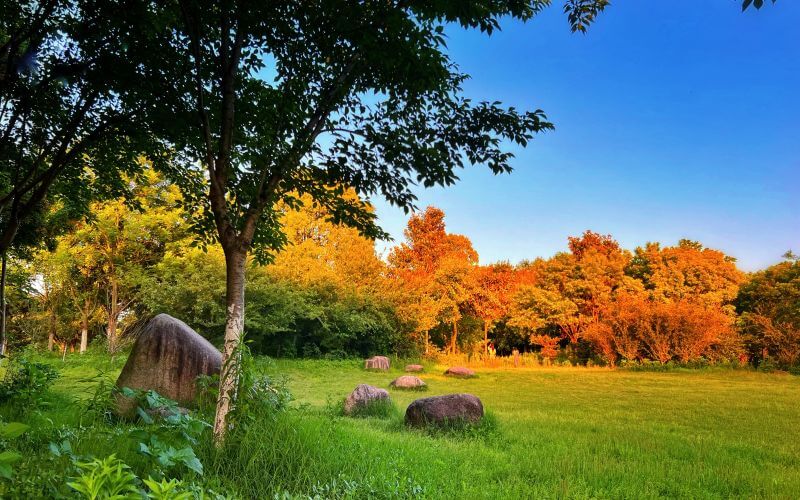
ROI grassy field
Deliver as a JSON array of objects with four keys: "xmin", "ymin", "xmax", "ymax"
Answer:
[{"xmin": 4, "ymin": 354, "xmax": 800, "ymax": 498}]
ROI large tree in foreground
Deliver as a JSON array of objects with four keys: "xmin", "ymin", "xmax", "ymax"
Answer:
[{"xmin": 102, "ymin": 1, "xmax": 587, "ymax": 444}]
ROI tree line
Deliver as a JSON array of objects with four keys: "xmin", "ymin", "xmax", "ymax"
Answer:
[{"xmin": 4, "ymin": 180, "xmax": 798, "ymax": 372}]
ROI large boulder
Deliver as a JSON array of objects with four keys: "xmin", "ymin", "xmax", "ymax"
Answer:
[
  {"xmin": 405, "ymin": 394, "xmax": 484, "ymax": 427},
  {"xmin": 344, "ymin": 384, "xmax": 390, "ymax": 415},
  {"xmin": 364, "ymin": 355, "xmax": 390, "ymax": 371},
  {"xmin": 115, "ymin": 314, "xmax": 222, "ymax": 416},
  {"xmin": 445, "ymin": 366, "xmax": 475, "ymax": 378},
  {"xmin": 404, "ymin": 364, "xmax": 424, "ymax": 373},
  {"xmin": 390, "ymin": 375, "xmax": 427, "ymax": 390}
]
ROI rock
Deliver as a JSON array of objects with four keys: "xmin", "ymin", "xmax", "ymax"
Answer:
[
  {"xmin": 405, "ymin": 394, "xmax": 484, "ymax": 427},
  {"xmin": 390, "ymin": 375, "xmax": 427, "ymax": 390},
  {"xmin": 405, "ymin": 364, "xmax": 424, "ymax": 372},
  {"xmin": 444, "ymin": 366, "xmax": 475, "ymax": 378},
  {"xmin": 344, "ymin": 384, "xmax": 390, "ymax": 415},
  {"xmin": 364, "ymin": 355, "xmax": 390, "ymax": 371},
  {"xmin": 115, "ymin": 314, "xmax": 222, "ymax": 417}
]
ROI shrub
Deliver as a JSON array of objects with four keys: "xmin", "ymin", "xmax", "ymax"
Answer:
[{"xmin": 0, "ymin": 357, "xmax": 59, "ymax": 407}]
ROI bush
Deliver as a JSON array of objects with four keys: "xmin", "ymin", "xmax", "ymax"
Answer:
[{"xmin": 0, "ymin": 357, "xmax": 59, "ymax": 407}]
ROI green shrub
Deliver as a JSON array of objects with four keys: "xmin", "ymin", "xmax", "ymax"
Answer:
[{"xmin": 0, "ymin": 358, "xmax": 59, "ymax": 407}]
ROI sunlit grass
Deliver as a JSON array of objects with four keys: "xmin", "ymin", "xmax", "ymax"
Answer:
[{"xmin": 4, "ymin": 353, "xmax": 800, "ymax": 498}]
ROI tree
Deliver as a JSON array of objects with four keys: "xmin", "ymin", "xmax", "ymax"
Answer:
[
  {"xmin": 0, "ymin": 0, "xmax": 164, "ymax": 354},
  {"xmin": 471, "ymin": 263, "xmax": 515, "ymax": 354},
  {"xmin": 508, "ymin": 231, "xmax": 640, "ymax": 350},
  {"xmin": 64, "ymin": 170, "xmax": 185, "ymax": 352},
  {"xmin": 736, "ymin": 257, "xmax": 800, "ymax": 368},
  {"xmin": 0, "ymin": 0, "xmax": 154, "ymax": 256},
  {"xmin": 389, "ymin": 207, "xmax": 477, "ymax": 354},
  {"xmin": 627, "ymin": 240, "xmax": 745, "ymax": 309},
  {"xmin": 97, "ymin": 0, "xmax": 584, "ymax": 443}
]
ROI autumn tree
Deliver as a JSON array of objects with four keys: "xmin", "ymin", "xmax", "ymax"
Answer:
[
  {"xmin": 736, "ymin": 255, "xmax": 800, "ymax": 368},
  {"xmin": 508, "ymin": 231, "xmax": 640, "ymax": 352},
  {"xmin": 389, "ymin": 207, "xmax": 477, "ymax": 354},
  {"xmin": 471, "ymin": 262, "xmax": 515, "ymax": 354},
  {"xmin": 627, "ymin": 239, "xmax": 745, "ymax": 309}
]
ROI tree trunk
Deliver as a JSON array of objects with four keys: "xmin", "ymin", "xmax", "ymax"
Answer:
[
  {"xmin": 48, "ymin": 308, "xmax": 56, "ymax": 351},
  {"xmin": 107, "ymin": 279, "xmax": 118, "ymax": 353},
  {"xmin": 0, "ymin": 252, "xmax": 6, "ymax": 357},
  {"xmin": 213, "ymin": 248, "xmax": 246, "ymax": 446},
  {"xmin": 80, "ymin": 306, "xmax": 89, "ymax": 353},
  {"xmin": 424, "ymin": 330, "xmax": 429, "ymax": 355},
  {"xmin": 451, "ymin": 321, "xmax": 458, "ymax": 354},
  {"xmin": 484, "ymin": 320, "xmax": 489, "ymax": 355}
]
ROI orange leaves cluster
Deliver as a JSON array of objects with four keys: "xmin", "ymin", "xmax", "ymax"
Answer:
[{"xmin": 389, "ymin": 211, "xmax": 747, "ymax": 364}]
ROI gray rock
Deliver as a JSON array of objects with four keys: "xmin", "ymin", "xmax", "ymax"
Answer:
[
  {"xmin": 405, "ymin": 393, "xmax": 484, "ymax": 427},
  {"xmin": 115, "ymin": 314, "xmax": 221, "ymax": 416},
  {"xmin": 364, "ymin": 355, "xmax": 390, "ymax": 371},
  {"xmin": 444, "ymin": 366, "xmax": 475, "ymax": 378},
  {"xmin": 344, "ymin": 384, "xmax": 390, "ymax": 415},
  {"xmin": 390, "ymin": 375, "xmax": 427, "ymax": 390}
]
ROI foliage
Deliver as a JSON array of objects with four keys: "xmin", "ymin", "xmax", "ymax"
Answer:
[
  {"xmin": 67, "ymin": 455, "xmax": 141, "ymax": 499},
  {"xmin": 226, "ymin": 350, "xmax": 293, "ymax": 432},
  {"xmin": 736, "ymin": 258, "xmax": 800, "ymax": 369},
  {"xmin": 0, "ymin": 356, "xmax": 58, "ymax": 406},
  {"xmin": 121, "ymin": 388, "xmax": 209, "ymax": 478},
  {"xmin": 584, "ymin": 292, "xmax": 738, "ymax": 365},
  {"xmin": 0, "ymin": 421, "xmax": 28, "ymax": 479}
]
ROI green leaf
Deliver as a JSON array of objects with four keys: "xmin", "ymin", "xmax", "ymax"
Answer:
[
  {"xmin": 0, "ymin": 422, "xmax": 29, "ymax": 439},
  {"xmin": 0, "ymin": 451, "xmax": 22, "ymax": 464},
  {"xmin": 0, "ymin": 463, "xmax": 13, "ymax": 479}
]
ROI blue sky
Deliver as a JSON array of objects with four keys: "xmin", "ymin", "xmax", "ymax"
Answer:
[{"xmin": 371, "ymin": 1, "xmax": 799, "ymax": 271}]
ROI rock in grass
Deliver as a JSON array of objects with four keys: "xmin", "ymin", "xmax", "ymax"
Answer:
[
  {"xmin": 390, "ymin": 375, "xmax": 427, "ymax": 390},
  {"xmin": 344, "ymin": 384, "xmax": 391, "ymax": 415},
  {"xmin": 405, "ymin": 394, "xmax": 484, "ymax": 427},
  {"xmin": 405, "ymin": 364, "xmax": 424, "ymax": 372},
  {"xmin": 364, "ymin": 355, "xmax": 390, "ymax": 371},
  {"xmin": 444, "ymin": 366, "xmax": 475, "ymax": 378},
  {"xmin": 114, "ymin": 314, "xmax": 221, "ymax": 417}
]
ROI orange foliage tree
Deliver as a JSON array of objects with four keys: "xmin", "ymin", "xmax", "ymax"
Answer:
[
  {"xmin": 388, "ymin": 207, "xmax": 477, "ymax": 353},
  {"xmin": 470, "ymin": 262, "xmax": 515, "ymax": 354}
]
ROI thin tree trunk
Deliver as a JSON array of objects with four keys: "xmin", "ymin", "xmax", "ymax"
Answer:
[
  {"xmin": 424, "ymin": 330, "xmax": 429, "ymax": 355},
  {"xmin": 213, "ymin": 248, "xmax": 246, "ymax": 446},
  {"xmin": 451, "ymin": 321, "xmax": 458, "ymax": 354},
  {"xmin": 107, "ymin": 279, "xmax": 118, "ymax": 353},
  {"xmin": 484, "ymin": 320, "xmax": 489, "ymax": 356},
  {"xmin": 48, "ymin": 308, "xmax": 56, "ymax": 351},
  {"xmin": 80, "ymin": 306, "xmax": 89, "ymax": 353},
  {"xmin": 0, "ymin": 252, "xmax": 6, "ymax": 356}
]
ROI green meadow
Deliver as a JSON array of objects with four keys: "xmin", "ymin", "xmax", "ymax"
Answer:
[{"xmin": 4, "ymin": 354, "xmax": 800, "ymax": 498}]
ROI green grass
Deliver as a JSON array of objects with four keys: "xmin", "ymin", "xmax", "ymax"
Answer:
[{"xmin": 3, "ymin": 353, "xmax": 800, "ymax": 498}]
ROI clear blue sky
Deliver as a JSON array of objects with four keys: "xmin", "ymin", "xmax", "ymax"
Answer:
[{"xmin": 372, "ymin": 2, "xmax": 800, "ymax": 272}]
